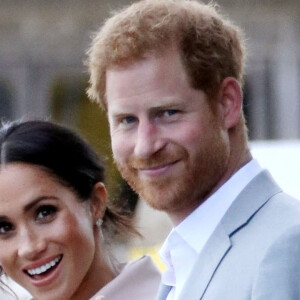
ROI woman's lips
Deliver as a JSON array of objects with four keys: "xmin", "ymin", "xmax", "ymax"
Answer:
[
  {"xmin": 25, "ymin": 255, "xmax": 63, "ymax": 277},
  {"xmin": 24, "ymin": 254, "xmax": 63, "ymax": 287}
]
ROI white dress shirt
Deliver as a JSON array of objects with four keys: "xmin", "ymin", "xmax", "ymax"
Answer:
[{"xmin": 159, "ymin": 159, "xmax": 263, "ymax": 300}]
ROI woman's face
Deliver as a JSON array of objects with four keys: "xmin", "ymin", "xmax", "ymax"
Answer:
[{"xmin": 0, "ymin": 163, "xmax": 103, "ymax": 300}]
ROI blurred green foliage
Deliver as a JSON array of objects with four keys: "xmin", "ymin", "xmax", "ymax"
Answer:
[{"xmin": 50, "ymin": 76, "xmax": 138, "ymax": 212}]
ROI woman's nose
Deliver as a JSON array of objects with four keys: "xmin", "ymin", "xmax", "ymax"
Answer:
[{"xmin": 17, "ymin": 227, "xmax": 47, "ymax": 260}]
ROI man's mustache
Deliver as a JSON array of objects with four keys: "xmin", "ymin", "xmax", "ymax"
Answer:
[{"xmin": 123, "ymin": 148, "xmax": 187, "ymax": 169}]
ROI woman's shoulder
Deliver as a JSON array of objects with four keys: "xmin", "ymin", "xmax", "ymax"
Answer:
[
  {"xmin": 92, "ymin": 255, "xmax": 161, "ymax": 300},
  {"xmin": 122, "ymin": 255, "xmax": 160, "ymax": 274},
  {"xmin": 112, "ymin": 255, "xmax": 161, "ymax": 289}
]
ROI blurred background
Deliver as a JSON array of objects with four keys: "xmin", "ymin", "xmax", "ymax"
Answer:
[
  {"xmin": 1, "ymin": 0, "xmax": 300, "ymax": 137},
  {"xmin": 1, "ymin": 0, "xmax": 300, "ymax": 277}
]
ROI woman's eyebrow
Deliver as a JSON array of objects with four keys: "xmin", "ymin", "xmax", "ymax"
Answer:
[
  {"xmin": 23, "ymin": 196, "xmax": 58, "ymax": 213},
  {"xmin": 0, "ymin": 215, "xmax": 9, "ymax": 222}
]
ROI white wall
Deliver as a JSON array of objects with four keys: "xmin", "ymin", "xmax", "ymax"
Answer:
[{"xmin": 251, "ymin": 140, "xmax": 300, "ymax": 200}]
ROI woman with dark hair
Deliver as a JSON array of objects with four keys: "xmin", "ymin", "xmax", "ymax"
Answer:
[{"xmin": 0, "ymin": 120, "xmax": 160, "ymax": 300}]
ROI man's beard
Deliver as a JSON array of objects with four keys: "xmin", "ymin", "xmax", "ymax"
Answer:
[{"xmin": 115, "ymin": 130, "xmax": 229, "ymax": 216}]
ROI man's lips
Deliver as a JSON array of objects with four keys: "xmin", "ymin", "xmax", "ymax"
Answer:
[{"xmin": 136, "ymin": 160, "xmax": 179, "ymax": 176}]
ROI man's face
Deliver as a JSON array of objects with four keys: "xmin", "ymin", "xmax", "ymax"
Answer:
[{"xmin": 106, "ymin": 47, "xmax": 230, "ymax": 223}]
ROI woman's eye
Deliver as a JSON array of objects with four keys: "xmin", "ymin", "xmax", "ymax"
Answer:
[
  {"xmin": 35, "ymin": 205, "xmax": 57, "ymax": 222},
  {"xmin": 0, "ymin": 222, "xmax": 14, "ymax": 235}
]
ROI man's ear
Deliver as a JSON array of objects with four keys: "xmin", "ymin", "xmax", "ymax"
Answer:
[
  {"xmin": 218, "ymin": 77, "xmax": 243, "ymax": 129},
  {"xmin": 90, "ymin": 182, "xmax": 107, "ymax": 222}
]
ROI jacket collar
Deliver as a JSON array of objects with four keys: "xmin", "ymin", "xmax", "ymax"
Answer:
[{"xmin": 157, "ymin": 170, "xmax": 281, "ymax": 300}]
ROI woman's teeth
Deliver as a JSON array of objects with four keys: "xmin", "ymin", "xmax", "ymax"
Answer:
[{"xmin": 27, "ymin": 255, "xmax": 62, "ymax": 276}]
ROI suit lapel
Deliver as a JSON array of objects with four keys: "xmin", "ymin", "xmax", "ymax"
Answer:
[
  {"xmin": 221, "ymin": 170, "xmax": 281, "ymax": 235},
  {"xmin": 155, "ymin": 284, "xmax": 172, "ymax": 300},
  {"xmin": 179, "ymin": 225, "xmax": 231, "ymax": 300},
  {"xmin": 178, "ymin": 171, "xmax": 282, "ymax": 300}
]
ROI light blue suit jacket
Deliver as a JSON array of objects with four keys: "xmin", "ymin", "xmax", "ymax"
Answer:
[{"xmin": 156, "ymin": 170, "xmax": 300, "ymax": 300}]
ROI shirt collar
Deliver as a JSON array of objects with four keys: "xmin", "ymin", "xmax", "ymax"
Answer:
[
  {"xmin": 175, "ymin": 159, "xmax": 263, "ymax": 253},
  {"xmin": 160, "ymin": 159, "xmax": 263, "ymax": 260}
]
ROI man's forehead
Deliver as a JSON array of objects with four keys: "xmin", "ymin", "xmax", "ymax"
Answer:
[{"xmin": 106, "ymin": 43, "xmax": 180, "ymax": 72}]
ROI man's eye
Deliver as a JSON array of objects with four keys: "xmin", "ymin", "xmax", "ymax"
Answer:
[
  {"xmin": 0, "ymin": 222, "xmax": 14, "ymax": 235},
  {"xmin": 164, "ymin": 109, "xmax": 179, "ymax": 117},
  {"xmin": 121, "ymin": 116, "xmax": 136, "ymax": 125},
  {"xmin": 35, "ymin": 205, "xmax": 57, "ymax": 222}
]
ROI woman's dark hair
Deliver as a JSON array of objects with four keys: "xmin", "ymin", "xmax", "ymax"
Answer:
[
  {"xmin": 0, "ymin": 120, "xmax": 137, "ymax": 241},
  {"xmin": 0, "ymin": 120, "xmax": 139, "ymax": 297},
  {"xmin": 0, "ymin": 120, "xmax": 105, "ymax": 198}
]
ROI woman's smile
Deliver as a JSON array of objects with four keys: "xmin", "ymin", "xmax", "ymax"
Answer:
[{"xmin": 0, "ymin": 163, "xmax": 104, "ymax": 299}]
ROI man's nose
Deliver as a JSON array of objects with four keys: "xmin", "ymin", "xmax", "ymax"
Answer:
[
  {"xmin": 18, "ymin": 227, "xmax": 47, "ymax": 260},
  {"xmin": 134, "ymin": 120, "xmax": 166, "ymax": 158}
]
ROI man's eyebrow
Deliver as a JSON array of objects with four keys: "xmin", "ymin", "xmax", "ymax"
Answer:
[
  {"xmin": 152, "ymin": 102, "xmax": 182, "ymax": 109},
  {"xmin": 109, "ymin": 99, "xmax": 184, "ymax": 118},
  {"xmin": 23, "ymin": 196, "xmax": 58, "ymax": 213},
  {"xmin": 111, "ymin": 112, "xmax": 133, "ymax": 118},
  {"xmin": 149, "ymin": 102, "xmax": 183, "ymax": 112}
]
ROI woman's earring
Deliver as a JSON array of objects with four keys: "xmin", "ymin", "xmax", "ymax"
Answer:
[{"xmin": 96, "ymin": 218, "xmax": 103, "ymax": 227}]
